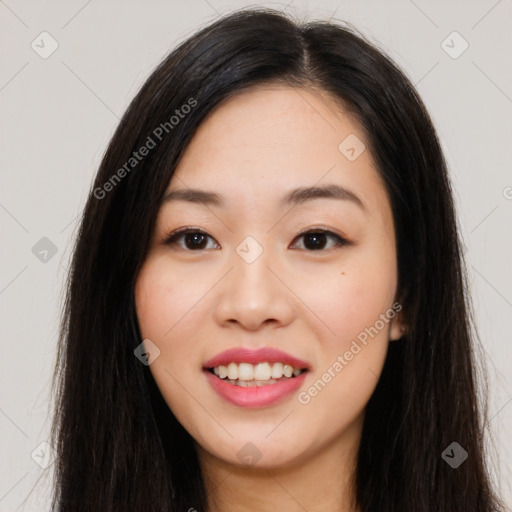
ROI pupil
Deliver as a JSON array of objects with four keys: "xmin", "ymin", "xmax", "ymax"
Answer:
[
  {"xmin": 304, "ymin": 233, "xmax": 326, "ymax": 250},
  {"xmin": 186, "ymin": 233, "xmax": 206, "ymax": 249}
]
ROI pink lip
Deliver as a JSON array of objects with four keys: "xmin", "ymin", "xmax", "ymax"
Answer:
[
  {"xmin": 202, "ymin": 347, "xmax": 311, "ymax": 409},
  {"xmin": 203, "ymin": 347, "xmax": 311, "ymax": 370},
  {"xmin": 204, "ymin": 369, "xmax": 308, "ymax": 408}
]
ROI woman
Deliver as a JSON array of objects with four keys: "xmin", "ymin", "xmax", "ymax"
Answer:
[{"xmin": 49, "ymin": 8, "xmax": 506, "ymax": 511}]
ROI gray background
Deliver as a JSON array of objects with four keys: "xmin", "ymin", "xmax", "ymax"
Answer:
[{"xmin": 0, "ymin": 0, "xmax": 511, "ymax": 510}]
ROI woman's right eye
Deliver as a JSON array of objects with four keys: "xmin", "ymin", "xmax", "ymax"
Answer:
[{"xmin": 163, "ymin": 228, "xmax": 220, "ymax": 251}]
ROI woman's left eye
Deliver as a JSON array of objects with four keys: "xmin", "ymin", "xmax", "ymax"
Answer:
[
  {"xmin": 163, "ymin": 228, "xmax": 351, "ymax": 251},
  {"xmin": 290, "ymin": 229, "xmax": 350, "ymax": 251}
]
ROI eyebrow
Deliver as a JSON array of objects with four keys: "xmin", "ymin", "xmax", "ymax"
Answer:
[{"xmin": 162, "ymin": 183, "xmax": 365, "ymax": 211}]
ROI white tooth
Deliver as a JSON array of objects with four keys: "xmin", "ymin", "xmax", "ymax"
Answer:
[
  {"xmin": 271, "ymin": 362, "xmax": 284, "ymax": 379},
  {"xmin": 218, "ymin": 365, "xmax": 228, "ymax": 379},
  {"xmin": 254, "ymin": 362, "xmax": 272, "ymax": 380},
  {"xmin": 218, "ymin": 362, "xmax": 301, "ymax": 381},
  {"xmin": 227, "ymin": 362, "xmax": 238, "ymax": 380},
  {"xmin": 238, "ymin": 363, "xmax": 254, "ymax": 381},
  {"xmin": 237, "ymin": 379, "xmax": 248, "ymax": 387}
]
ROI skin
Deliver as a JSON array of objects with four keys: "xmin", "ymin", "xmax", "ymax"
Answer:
[{"xmin": 135, "ymin": 85, "xmax": 406, "ymax": 512}]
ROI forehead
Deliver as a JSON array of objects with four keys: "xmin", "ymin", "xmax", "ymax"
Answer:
[{"xmin": 168, "ymin": 85, "xmax": 388, "ymax": 216}]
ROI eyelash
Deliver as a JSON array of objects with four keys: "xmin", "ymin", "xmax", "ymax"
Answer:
[{"xmin": 162, "ymin": 226, "xmax": 352, "ymax": 252}]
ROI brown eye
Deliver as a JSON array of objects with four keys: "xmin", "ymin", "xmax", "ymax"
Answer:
[
  {"xmin": 164, "ymin": 228, "xmax": 219, "ymax": 251},
  {"xmin": 291, "ymin": 230, "xmax": 350, "ymax": 251}
]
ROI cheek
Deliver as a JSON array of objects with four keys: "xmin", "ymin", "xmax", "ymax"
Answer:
[
  {"xmin": 135, "ymin": 257, "xmax": 204, "ymax": 341},
  {"xmin": 135, "ymin": 268, "xmax": 171, "ymax": 341},
  {"xmin": 135, "ymin": 260, "xmax": 205, "ymax": 414},
  {"xmin": 338, "ymin": 267, "xmax": 396, "ymax": 339},
  {"xmin": 135, "ymin": 258, "xmax": 216, "ymax": 394},
  {"xmin": 294, "ymin": 264, "xmax": 396, "ymax": 438},
  {"xmin": 297, "ymin": 253, "xmax": 397, "ymax": 350}
]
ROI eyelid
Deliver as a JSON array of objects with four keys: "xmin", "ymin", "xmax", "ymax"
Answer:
[
  {"xmin": 162, "ymin": 226, "xmax": 219, "ymax": 248},
  {"xmin": 290, "ymin": 226, "xmax": 352, "ymax": 249}
]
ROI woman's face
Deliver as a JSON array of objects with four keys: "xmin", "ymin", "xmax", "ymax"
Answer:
[{"xmin": 135, "ymin": 85, "xmax": 404, "ymax": 470}]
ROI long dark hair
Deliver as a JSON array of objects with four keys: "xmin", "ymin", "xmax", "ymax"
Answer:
[{"xmin": 48, "ymin": 8, "xmax": 506, "ymax": 511}]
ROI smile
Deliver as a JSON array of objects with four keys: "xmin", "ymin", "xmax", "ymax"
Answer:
[
  {"xmin": 203, "ymin": 347, "xmax": 311, "ymax": 408},
  {"xmin": 210, "ymin": 361, "xmax": 306, "ymax": 385}
]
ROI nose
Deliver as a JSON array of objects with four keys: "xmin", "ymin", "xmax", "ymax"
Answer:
[{"xmin": 213, "ymin": 244, "xmax": 295, "ymax": 331}]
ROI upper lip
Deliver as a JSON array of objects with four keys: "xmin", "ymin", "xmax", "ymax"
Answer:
[{"xmin": 203, "ymin": 347, "xmax": 311, "ymax": 371}]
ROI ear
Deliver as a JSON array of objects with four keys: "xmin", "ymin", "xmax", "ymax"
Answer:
[{"xmin": 389, "ymin": 309, "xmax": 407, "ymax": 341}]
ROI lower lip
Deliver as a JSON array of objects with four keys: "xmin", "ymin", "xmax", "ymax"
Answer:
[{"xmin": 204, "ymin": 369, "xmax": 308, "ymax": 408}]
